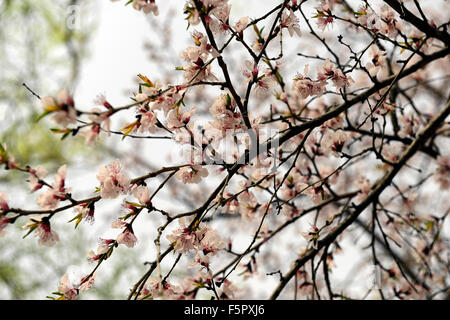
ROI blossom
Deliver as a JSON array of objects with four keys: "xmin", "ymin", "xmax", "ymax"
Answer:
[
  {"xmin": 36, "ymin": 165, "xmax": 69, "ymax": 210},
  {"xmin": 0, "ymin": 192, "xmax": 9, "ymax": 212},
  {"xmin": 133, "ymin": 186, "xmax": 152, "ymax": 206},
  {"xmin": 28, "ymin": 166, "xmax": 48, "ymax": 192},
  {"xmin": 301, "ymin": 224, "xmax": 320, "ymax": 249},
  {"xmin": 23, "ymin": 217, "xmax": 61, "ymax": 247},
  {"xmin": 435, "ymin": 156, "xmax": 450, "ymax": 190},
  {"xmin": 114, "ymin": 0, "xmax": 159, "ymax": 16},
  {"xmin": 210, "ymin": 93, "xmax": 236, "ymax": 118},
  {"xmin": 117, "ymin": 225, "xmax": 138, "ymax": 248},
  {"xmin": 57, "ymin": 273, "xmax": 78, "ymax": 300},
  {"xmin": 96, "ymin": 159, "xmax": 130, "ymax": 199},
  {"xmin": 322, "ymin": 130, "xmax": 349, "ymax": 156},
  {"xmin": 242, "ymin": 61, "xmax": 275, "ymax": 96},
  {"xmin": 317, "ymin": 59, "xmax": 353, "ymax": 89},
  {"xmin": 197, "ymin": 227, "xmax": 226, "ymax": 256},
  {"xmin": 41, "ymin": 89, "xmax": 77, "ymax": 127},
  {"xmin": 79, "ymin": 273, "xmax": 96, "ymax": 292},
  {"xmin": 111, "ymin": 219, "xmax": 127, "ymax": 229},
  {"xmin": 293, "ymin": 65, "xmax": 327, "ymax": 99},
  {"xmin": 175, "ymin": 165, "xmax": 208, "ymax": 184},
  {"xmin": 93, "ymin": 93, "xmax": 113, "ymax": 110},
  {"xmin": 238, "ymin": 190, "xmax": 259, "ymax": 221},
  {"xmin": 138, "ymin": 277, "xmax": 182, "ymax": 300},
  {"xmin": 87, "ymin": 238, "xmax": 114, "ymax": 262},
  {"xmin": 167, "ymin": 107, "xmax": 196, "ymax": 130},
  {"xmin": 234, "ymin": 16, "xmax": 249, "ymax": 35},
  {"xmin": 280, "ymin": 9, "xmax": 302, "ymax": 37},
  {"xmin": 366, "ymin": 45, "xmax": 386, "ymax": 78},
  {"xmin": 166, "ymin": 218, "xmax": 197, "ymax": 253},
  {"xmin": 398, "ymin": 113, "xmax": 420, "ymax": 139},
  {"xmin": 209, "ymin": 4, "xmax": 231, "ymax": 34},
  {"xmin": 357, "ymin": 5, "xmax": 381, "ymax": 32},
  {"xmin": 304, "ymin": 183, "xmax": 328, "ymax": 205},
  {"xmin": 314, "ymin": 1, "xmax": 334, "ymax": 31},
  {"xmin": 74, "ymin": 203, "xmax": 95, "ymax": 224},
  {"xmin": 379, "ymin": 4, "xmax": 399, "ymax": 37}
]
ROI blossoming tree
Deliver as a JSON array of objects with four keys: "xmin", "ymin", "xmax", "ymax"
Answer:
[{"xmin": 1, "ymin": 0, "xmax": 449, "ymax": 300}]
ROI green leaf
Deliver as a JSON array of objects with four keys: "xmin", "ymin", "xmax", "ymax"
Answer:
[
  {"xmin": 22, "ymin": 225, "xmax": 38, "ymax": 239},
  {"xmin": 35, "ymin": 110, "xmax": 51, "ymax": 122}
]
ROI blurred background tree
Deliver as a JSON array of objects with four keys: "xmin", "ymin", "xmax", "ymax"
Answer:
[
  {"xmin": 0, "ymin": 0, "xmax": 135, "ymax": 299},
  {"xmin": 0, "ymin": 0, "xmax": 92, "ymax": 176}
]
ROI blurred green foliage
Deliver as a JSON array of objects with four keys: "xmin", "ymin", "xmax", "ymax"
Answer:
[
  {"xmin": 0, "ymin": 0, "xmax": 128, "ymax": 299},
  {"xmin": 0, "ymin": 0, "xmax": 94, "ymax": 175}
]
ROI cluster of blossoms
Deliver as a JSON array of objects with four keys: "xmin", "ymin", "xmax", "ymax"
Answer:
[
  {"xmin": 96, "ymin": 159, "xmax": 130, "ymax": 199},
  {"xmin": 167, "ymin": 218, "xmax": 226, "ymax": 269},
  {"xmin": 179, "ymin": 31, "xmax": 218, "ymax": 82},
  {"xmin": 242, "ymin": 61, "xmax": 277, "ymax": 97},
  {"xmin": 356, "ymin": 4, "xmax": 400, "ymax": 38},
  {"xmin": 184, "ymin": 0, "xmax": 249, "ymax": 38},
  {"xmin": 175, "ymin": 165, "xmax": 209, "ymax": 184},
  {"xmin": 293, "ymin": 58, "xmax": 353, "ymax": 100},
  {"xmin": 52, "ymin": 272, "xmax": 96, "ymax": 300}
]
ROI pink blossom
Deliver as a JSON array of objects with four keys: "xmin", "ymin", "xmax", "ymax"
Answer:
[
  {"xmin": 96, "ymin": 159, "xmax": 130, "ymax": 199},
  {"xmin": 111, "ymin": 219, "xmax": 127, "ymax": 229},
  {"xmin": 36, "ymin": 221, "xmax": 60, "ymax": 247},
  {"xmin": 322, "ymin": 130, "xmax": 349, "ymax": 156},
  {"xmin": 0, "ymin": 192, "xmax": 9, "ymax": 212},
  {"xmin": 281, "ymin": 9, "xmax": 302, "ymax": 37},
  {"xmin": 210, "ymin": 93, "xmax": 235, "ymax": 118},
  {"xmin": 117, "ymin": 226, "xmax": 138, "ymax": 248},
  {"xmin": 167, "ymin": 107, "xmax": 196, "ymax": 130},
  {"xmin": 133, "ymin": 186, "xmax": 152, "ymax": 206},
  {"xmin": 197, "ymin": 227, "xmax": 226, "ymax": 256},
  {"xmin": 36, "ymin": 165, "xmax": 69, "ymax": 210},
  {"xmin": 398, "ymin": 113, "xmax": 420, "ymax": 139},
  {"xmin": 365, "ymin": 45, "xmax": 386, "ymax": 77},
  {"xmin": 28, "ymin": 166, "xmax": 48, "ymax": 192},
  {"xmin": 0, "ymin": 216, "xmax": 10, "ymax": 237},
  {"xmin": 116, "ymin": 0, "xmax": 159, "ymax": 16},
  {"xmin": 41, "ymin": 89, "xmax": 77, "ymax": 127},
  {"xmin": 209, "ymin": 4, "xmax": 231, "ymax": 34},
  {"xmin": 435, "ymin": 156, "xmax": 450, "ymax": 190},
  {"xmin": 166, "ymin": 218, "xmax": 197, "ymax": 253},
  {"xmin": 314, "ymin": 1, "xmax": 334, "ymax": 31},
  {"xmin": 57, "ymin": 273, "xmax": 78, "ymax": 300},
  {"xmin": 75, "ymin": 203, "xmax": 95, "ymax": 224},
  {"xmin": 318, "ymin": 59, "xmax": 353, "ymax": 89},
  {"xmin": 175, "ymin": 165, "xmax": 208, "ymax": 184},
  {"xmin": 238, "ymin": 190, "xmax": 259, "ymax": 221},
  {"xmin": 234, "ymin": 16, "xmax": 249, "ymax": 35},
  {"xmin": 293, "ymin": 65, "xmax": 327, "ymax": 99},
  {"xmin": 79, "ymin": 273, "xmax": 96, "ymax": 292},
  {"xmin": 301, "ymin": 224, "xmax": 320, "ymax": 249},
  {"xmin": 93, "ymin": 93, "xmax": 113, "ymax": 110},
  {"xmin": 139, "ymin": 110, "xmax": 158, "ymax": 133}
]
